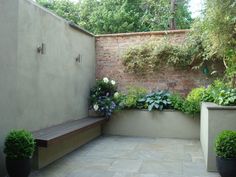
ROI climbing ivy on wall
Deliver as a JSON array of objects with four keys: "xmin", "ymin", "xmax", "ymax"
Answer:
[{"xmin": 122, "ymin": 39, "xmax": 192, "ymax": 74}]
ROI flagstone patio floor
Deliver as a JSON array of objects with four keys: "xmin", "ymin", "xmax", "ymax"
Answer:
[{"xmin": 31, "ymin": 136, "xmax": 220, "ymax": 177}]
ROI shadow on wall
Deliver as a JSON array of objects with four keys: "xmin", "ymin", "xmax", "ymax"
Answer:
[{"xmin": 0, "ymin": 0, "xmax": 96, "ymax": 175}]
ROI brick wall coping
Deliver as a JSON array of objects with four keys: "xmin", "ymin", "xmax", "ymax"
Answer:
[{"xmin": 96, "ymin": 29, "xmax": 190, "ymax": 38}]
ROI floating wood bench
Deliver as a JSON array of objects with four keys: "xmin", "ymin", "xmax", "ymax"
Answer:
[{"xmin": 32, "ymin": 117, "xmax": 106, "ymax": 169}]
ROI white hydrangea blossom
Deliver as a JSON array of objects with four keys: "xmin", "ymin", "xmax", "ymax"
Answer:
[
  {"xmin": 93, "ymin": 104, "xmax": 99, "ymax": 111},
  {"xmin": 111, "ymin": 80, "xmax": 116, "ymax": 85},
  {"xmin": 114, "ymin": 92, "xmax": 119, "ymax": 98},
  {"xmin": 103, "ymin": 77, "xmax": 109, "ymax": 83}
]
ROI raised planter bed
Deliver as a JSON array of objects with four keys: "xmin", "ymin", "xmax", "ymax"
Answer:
[
  {"xmin": 200, "ymin": 102, "xmax": 236, "ymax": 172},
  {"xmin": 103, "ymin": 110, "xmax": 200, "ymax": 139}
]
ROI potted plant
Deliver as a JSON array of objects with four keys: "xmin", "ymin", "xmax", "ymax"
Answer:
[
  {"xmin": 4, "ymin": 129, "xmax": 35, "ymax": 177},
  {"xmin": 215, "ymin": 130, "xmax": 236, "ymax": 177}
]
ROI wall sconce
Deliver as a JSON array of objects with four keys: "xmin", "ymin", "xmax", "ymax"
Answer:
[
  {"xmin": 37, "ymin": 43, "xmax": 46, "ymax": 54},
  {"xmin": 75, "ymin": 54, "xmax": 82, "ymax": 63}
]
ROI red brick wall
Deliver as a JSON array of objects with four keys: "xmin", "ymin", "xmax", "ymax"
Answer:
[{"xmin": 95, "ymin": 30, "xmax": 210, "ymax": 95}]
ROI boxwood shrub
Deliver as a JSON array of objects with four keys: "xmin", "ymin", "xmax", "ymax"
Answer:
[
  {"xmin": 215, "ymin": 130, "xmax": 236, "ymax": 158},
  {"xmin": 4, "ymin": 130, "xmax": 35, "ymax": 160}
]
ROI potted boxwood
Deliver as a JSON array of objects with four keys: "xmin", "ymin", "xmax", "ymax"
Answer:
[
  {"xmin": 215, "ymin": 130, "xmax": 236, "ymax": 177},
  {"xmin": 4, "ymin": 129, "xmax": 35, "ymax": 177}
]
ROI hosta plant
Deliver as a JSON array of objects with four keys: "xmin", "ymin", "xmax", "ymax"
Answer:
[{"xmin": 139, "ymin": 90, "xmax": 171, "ymax": 111}]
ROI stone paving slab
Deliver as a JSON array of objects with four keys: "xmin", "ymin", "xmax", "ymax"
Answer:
[{"xmin": 31, "ymin": 136, "xmax": 220, "ymax": 177}]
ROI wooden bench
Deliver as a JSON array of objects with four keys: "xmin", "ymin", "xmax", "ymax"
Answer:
[{"xmin": 32, "ymin": 117, "xmax": 106, "ymax": 169}]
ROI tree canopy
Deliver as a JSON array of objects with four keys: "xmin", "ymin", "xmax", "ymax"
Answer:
[{"xmin": 36, "ymin": 0, "xmax": 193, "ymax": 34}]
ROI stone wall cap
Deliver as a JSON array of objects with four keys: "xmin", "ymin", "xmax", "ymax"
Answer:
[
  {"xmin": 202, "ymin": 102, "xmax": 236, "ymax": 110},
  {"xmin": 96, "ymin": 29, "xmax": 190, "ymax": 38}
]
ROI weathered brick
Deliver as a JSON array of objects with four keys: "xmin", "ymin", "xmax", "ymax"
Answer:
[{"xmin": 95, "ymin": 30, "xmax": 212, "ymax": 95}]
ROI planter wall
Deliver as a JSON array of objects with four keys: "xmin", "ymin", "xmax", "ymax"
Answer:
[
  {"xmin": 103, "ymin": 110, "xmax": 200, "ymax": 139},
  {"xmin": 200, "ymin": 102, "xmax": 236, "ymax": 172}
]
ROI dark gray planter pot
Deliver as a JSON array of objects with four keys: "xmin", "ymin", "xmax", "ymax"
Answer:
[
  {"xmin": 216, "ymin": 156, "xmax": 236, "ymax": 177},
  {"xmin": 6, "ymin": 158, "xmax": 32, "ymax": 177}
]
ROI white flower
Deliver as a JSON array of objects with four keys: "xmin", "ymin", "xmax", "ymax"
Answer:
[
  {"xmin": 114, "ymin": 92, "xmax": 119, "ymax": 98},
  {"xmin": 93, "ymin": 104, "xmax": 99, "ymax": 111},
  {"xmin": 103, "ymin": 77, "xmax": 109, "ymax": 83},
  {"xmin": 111, "ymin": 80, "xmax": 116, "ymax": 85}
]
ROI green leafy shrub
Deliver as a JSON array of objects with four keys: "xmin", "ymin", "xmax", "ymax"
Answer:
[
  {"xmin": 186, "ymin": 87, "xmax": 205, "ymax": 102},
  {"xmin": 4, "ymin": 130, "xmax": 35, "ymax": 160},
  {"xmin": 170, "ymin": 93, "xmax": 185, "ymax": 112},
  {"xmin": 215, "ymin": 130, "xmax": 236, "ymax": 158},
  {"xmin": 90, "ymin": 77, "xmax": 117, "ymax": 117},
  {"xmin": 139, "ymin": 90, "xmax": 171, "ymax": 111},
  {"xmin": 182, "ymin": 87, "xmax": 206, "ymax": 115},
  {"xmin": 117, "ymin": 86, "xmax": 148, "ymax": 109},
  {"xmin": 182, "ymin": 100, "xmax": 201, "ymax": 115},
  {"xmin": 170, "ymin": 89, "xmax": 204, "ymax": 116}
]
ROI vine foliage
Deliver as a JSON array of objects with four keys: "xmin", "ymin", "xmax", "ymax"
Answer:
[{"xmin": 122, "ymin": 39, "xmax": 191, "ymax": 74}]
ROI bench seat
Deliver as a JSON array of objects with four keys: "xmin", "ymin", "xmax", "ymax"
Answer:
[
  {"xmin": 32, "ymin": 116, "xmax": 106, "ymax": 169},
  {"xmin": 33, "ymin": 117, "xmax": 106, "ymax": 147}
]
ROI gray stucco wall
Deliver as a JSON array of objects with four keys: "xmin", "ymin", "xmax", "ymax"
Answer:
[{"xmin": 0, "ymin": 0, "xmax": 95, "ymax": 175}]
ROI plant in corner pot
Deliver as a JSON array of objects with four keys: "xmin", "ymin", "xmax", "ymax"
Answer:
[
  {"xmin": 215, "ymin": 130, "xmax": 236, "ymax": 177},
  {"xmin": 90, "ymin": 77, "xmax": 118, "ymax": 118},
  {"xmin": 4, "ymin": 129, "xmax": 35, "ymax": 177}
]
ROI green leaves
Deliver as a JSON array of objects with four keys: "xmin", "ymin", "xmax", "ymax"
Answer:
[
  {"xmin": 117, "ymin": 86, "xmax": 148, "ymax": 109},
  {"xmin": 4, "ymin": 130, "xmax": 35, "ymax": 160},
  {"xmin": 187, "ymin": 0, "xmax": 236, "ymax": 80},
  {"xmin": 215, "ymin": 89, "xmax": 236, "ymax": 106},
  {"xmin": 170, "ymin": 92, "xmax": 201, "ymax": 116},
  {"xmin": 122, "ymin": 40, "xmax": 192, "ymax": 74},
  {"xmin": 215, "ymin": 130, "xmax": 236, "ymax": 158},
  {"xmin": 37, "ymin": 0, "xmax": 192, "ymax": 34},
  {"xmin": 37, "ymin": 0, "xmax": 80, "ymax": 24},
  {"xmin": 202, "ymin": 80, "xmax": 236, "ymax": 106},
  {"xmin": 139, "ymin": 91, "xmax": 171, "ymax": 111}
]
